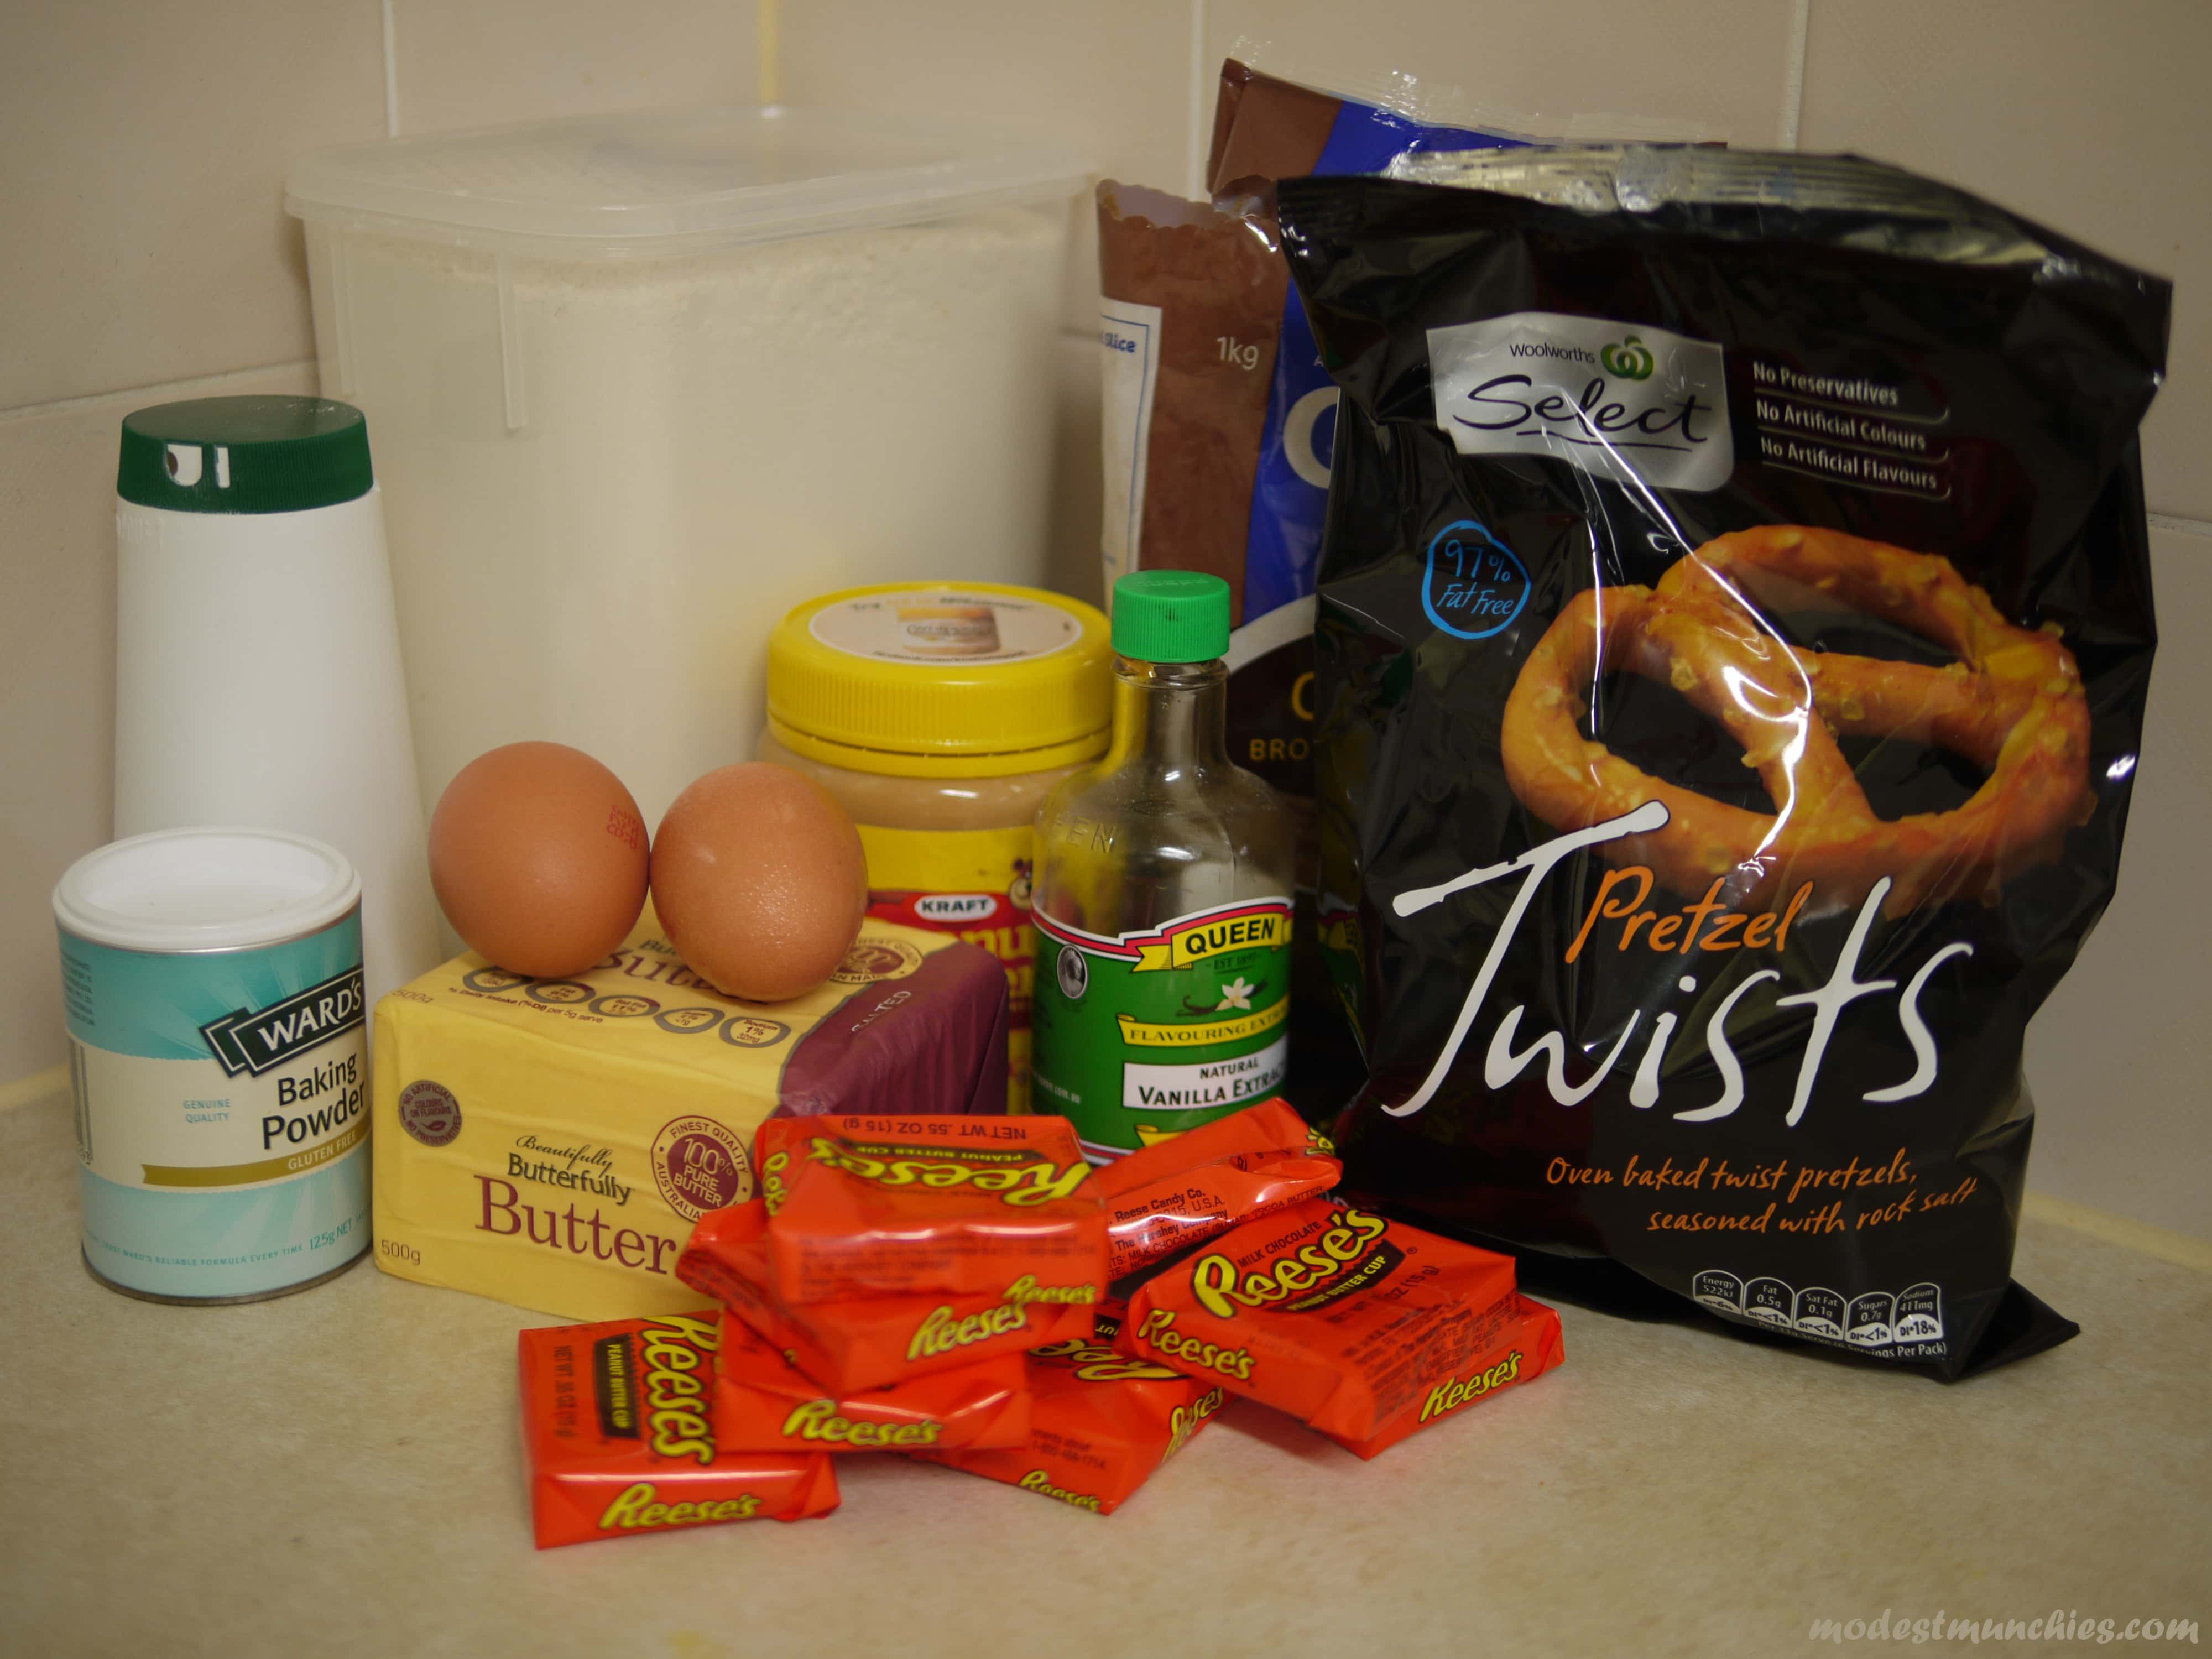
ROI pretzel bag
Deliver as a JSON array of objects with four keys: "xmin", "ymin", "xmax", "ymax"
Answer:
[
  {"xmin": 1093, "ymin": 1097, "xmax": 1343, "ymax": 1279},
  {"xmin": 713, "ymin": 1311, "xmax": 1030, "ymax": 1454},
  {"xmin": 754, "ymin": 1115, "xmax": 1107, "ymax": 1303},
  {"xmin": 915, "ymin": 1307, "xmax": 1227, "ymax": 1515},
  {"xmin": 679, "ymin": 1199, "xmax": 1098, "ymax": 1392},
  {"xmin": 517, "ymin": 1314, "xmax": 838, "ymax": 1548},
  {"xmin": 1120, "ymin": 1199, "xmax": 1562, "ymax": 1457},
  {"xmin": 1276, "ymin": 149, "xmax": 2169, "ymax": 1379}
]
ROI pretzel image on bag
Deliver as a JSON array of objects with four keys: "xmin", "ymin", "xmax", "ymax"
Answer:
[
  {"xmin": 679, "ymin": 1199, "xmax": 1099, "ymax": 1393},
  {"xmin": 915, "ymin": 1306, "xmax": 1227, "ymax": 1515},
  {"xmin": 712, "ymin": 1311, "xmax": 1030, "ymax": 1454},
  {"xmin": 1276, "ymin": 146, "xmax": 2169, "ymax": 1378},
  {"xmin": 1092, "ymin": 1097, "xmax": 1343, "ymax": 1279},
  {"xmin": 1502, "ymin": 525, "xmax": 2091, "ymax": 916},
  {"xmin": 754, "ymin": 1114, "xmax": 1108, "ymax": 1304},
  {"xmin": 1119, "ymin": 1199, "xmax": 1562, "ymax": 1457},
  {"xmin": 517, "ymin": 1314, "xmax": 838, "ymax": 1548}
]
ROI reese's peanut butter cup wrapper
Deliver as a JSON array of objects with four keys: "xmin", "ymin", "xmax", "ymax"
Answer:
[
  {"xmin": 915, "ymin": 1308, "xmax": 1227, "ymax": 1516},
  {"xmin": 679, "ymin": 1200, "xmax": 1099, "ymax": 1392},
  {"xmin": 1321, "ymin": 1295, "xmax": 1563, "ymax": 1459},
  {"xmin": 517, "ymin": 1313, "xmax": 838, "ymax": 1549},
  {"xmin": 754, "ymin": 1114, "xmax": 1108, "ymax": 1304},
  {"xmin": 714, "ymin": 1311, "xmax": 1030, "ymax": 1454},
  {"xmin": 1092, "ymin": 1097, "xmax": 1342, "ymax": 1279},
  {"xmin": 1119, "ymin": 1198, "xmax": 1562, "ymax": 1457}
]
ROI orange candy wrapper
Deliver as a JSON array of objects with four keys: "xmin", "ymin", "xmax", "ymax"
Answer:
[
  {"xmin": 916, "ymin": 1307, "xmax": 1227, "ymax": 1516},
  {"xmin": 714, "ymin": 1311, "xmax": 1030, "ymax": 1454},
  {"xmin": 1091, "ymin": 1097, "xmax": 1342, "ymax": 1279},
  {"xmin": 517, "ymin": 1313, "xmax": 838, "ymax": 1549},
  {"xmin": 755, "ymin": 1114, "xmax": 1107, "ymax": 1303},
  {"xmin": 1120, "ymin": 1198, "xmax": 1563, "ymax": 1459},
  {"xmin": 679, "ymin": 1199, "xmax": 1099, "ymax": 1392}
]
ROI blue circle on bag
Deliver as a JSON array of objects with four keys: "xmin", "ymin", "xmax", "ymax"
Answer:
[{"xmin": 1422, "ymin": 520, "xmax": 1530, "ymax": 640}]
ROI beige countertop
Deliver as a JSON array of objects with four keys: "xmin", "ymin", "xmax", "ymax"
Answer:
[{"xmin": 1, "ymin": 1083, "xmax": 2204, "ymax": 1658}]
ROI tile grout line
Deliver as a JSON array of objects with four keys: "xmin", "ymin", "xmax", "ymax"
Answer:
[
  {"xmin": 1, "ymin": 1056, "xmax": 2200, "ymax": 1270},
  {"xmin": 758, "ymin": 0, "xmax": 781, "ymax": 108},
  {"xmin": 2149, "ymin": 513, "xmax": 2212, "ymax": 538},
  {"xmin": 1034, "ymin": 341, "xmax": 2212, "ymax": 545},
  {"xmin": 1185, "ymin": 0, "xmax": 1209, "ymax": 198},
  {"xmin": 1780, "ymin": 0, "xmax": 1811, "ymax": 149},
  {"xmin": 2022, "ymin": 1192, "xmax": 2212, "ymax": 1275},
  {"xmin": 5, "ymin": 348, "xmax": 2202, "ymax": 532},
  {"xmin": 0, "ymin": 1065, "xmax": 67, "ymax": 1117},
  {"xmin": 382, "ymin": 0, "xmax": 399, "ymax": 138},
  {"xmin": 0, "ymin": 360, "xmax": 319, "ymax": 427}
]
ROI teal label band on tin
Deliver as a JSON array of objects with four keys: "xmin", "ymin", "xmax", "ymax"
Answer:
[
  {"xmin": 59, "ymin": 907, "xmax": 370, "ymax": 1299},
  {"xmin": 59, "ymin": 914, "xmax": 361, "ymax": 1059},
  {"xmin": 79, "ymin": 1151, "xmax": 369, "ymax": 1301}
]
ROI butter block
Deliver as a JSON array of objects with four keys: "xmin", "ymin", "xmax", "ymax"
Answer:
[{"xmin": 371, "ymin": 918, "xmax": 1008, "ymax": 1320}]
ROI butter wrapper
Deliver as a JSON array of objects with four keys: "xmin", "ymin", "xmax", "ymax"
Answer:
[{"xmin": 373, "ymin": 916, "xmax": 1008, "ymax": 1321}]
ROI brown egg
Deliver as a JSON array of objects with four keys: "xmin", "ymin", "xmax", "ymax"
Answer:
[
  {"xmin": 428, "ymin": 742, "xmax": 649, "ymax": 977},
  {"xmin": 650, "ymin": 762, "xmax": 868, "ymax": 1001}
]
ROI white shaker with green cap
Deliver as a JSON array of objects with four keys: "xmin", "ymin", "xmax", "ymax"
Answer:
[{"xmin": 113, "ymin": 395, "xmax": 439, "ymax": 1009}]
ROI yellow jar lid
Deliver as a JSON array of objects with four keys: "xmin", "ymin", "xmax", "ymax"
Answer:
[{"xmin": 767, "ymin": 582, "xmax": 1111, "ymax": 778}]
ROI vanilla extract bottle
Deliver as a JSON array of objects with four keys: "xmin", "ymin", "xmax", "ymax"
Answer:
[{"xmin": 1030, "ymin": 571, "xmax": 1297, "ymax": 1159}]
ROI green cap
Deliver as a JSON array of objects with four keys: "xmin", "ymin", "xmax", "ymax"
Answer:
[
  {"xmin": 118, "ymin": 396, "xmax": 373, "ymax": 514},
  {"xmin": 1110, "ymin": 570, "xmax": 1232, "ymax": 662}
]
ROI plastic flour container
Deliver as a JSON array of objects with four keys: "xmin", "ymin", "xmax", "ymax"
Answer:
[
  {"xmin": 56, "ymin": 829, "xmax": 370, "ymax": 1303},
  {"xmin": 286, "ymin": 106, "xmax": 1090, "ymax": 824}
]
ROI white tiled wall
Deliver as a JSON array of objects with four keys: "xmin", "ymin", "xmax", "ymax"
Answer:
[
  {"xmin": 389, "ymin": 0, "xmax": 758, "ymax": 134},
  {"xmin": 0, "ymin": 3, "xmax": 386, "ymax": 411},
  {"xmin": 1, "ymin": 1, "xmax": 2205, "ymax": 1238}
]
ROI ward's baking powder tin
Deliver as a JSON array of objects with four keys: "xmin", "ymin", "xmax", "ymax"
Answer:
[{"xmin": 54, "ymin": 828, "xmax": 371, "ymax": 1302}]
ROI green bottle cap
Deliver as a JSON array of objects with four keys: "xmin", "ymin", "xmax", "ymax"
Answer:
[
  {"xmin": 1110, "ymin": 570, "xmax": 1232, "ymax": 662},
  {"xmin": 118, "ymin": 395, "xmax": 373, "ymax": 514}
]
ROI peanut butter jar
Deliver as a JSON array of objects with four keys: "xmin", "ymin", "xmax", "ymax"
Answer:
[{"xmin": 760, "ymin": 583, "xmax": 1112, "ymax": 1109}]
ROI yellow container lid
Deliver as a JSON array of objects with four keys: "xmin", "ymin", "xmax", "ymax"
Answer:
[{"xmin": 766, "ymin": 582, "xmax": 1112, "ymax": 778}]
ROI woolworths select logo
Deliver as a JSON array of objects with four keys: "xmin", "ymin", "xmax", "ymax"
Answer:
[
  {"xmin": 1600, "ymin": 335, "xmax": 1655, "ymax": 379},
  {"xmin": 1427, "ymin": 311, "xmax": 1732, "ymax": 491},
  {"xmin": 200, "ymin": 966, "xmax": 365, "ymax": 1077}
]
